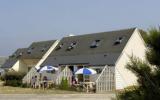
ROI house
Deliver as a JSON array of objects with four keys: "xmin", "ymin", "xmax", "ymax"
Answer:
[
  {"xmin": 1, "ymin": 48, "xmax": 28, "ymax": 73},
  {"xmin": 0, "ymin": 57, "xmax": 8, "ymax": 75},
  {"xmin": 0, "ymin": 57, "xmax": 8, "ymax": 67},
  {"xmin": 1, "ymin": 40, "xmax": 58, "ymax": 75},
  {"xmin": 24, "ymin": 27, "xmax": 146, "ymax": 93}
]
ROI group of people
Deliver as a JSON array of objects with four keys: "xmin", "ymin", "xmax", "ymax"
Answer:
[
  {"xmin": 31, "ymin": 75, "xmax": 48, "ymax": 89},
  {"xmin": 71, "ymin": 75, "xmax": 96, "ymax": 93}
]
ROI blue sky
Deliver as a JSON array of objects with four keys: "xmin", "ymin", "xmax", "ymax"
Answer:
[{"xmin": 0, "ymin": 0, "xmax": 160, "ymax": 56}]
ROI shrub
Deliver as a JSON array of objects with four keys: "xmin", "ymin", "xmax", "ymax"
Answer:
[
  {"xmin": 20, "ymin": 83, "xmax": 28, "ymax": 88},
  {"xmin": 1, "ymin": 72, "xmax": 25, "ymax": 87},
  {"xmin": 117, "ymin": 88, "xmax": 145, "ymax": 100},
  {"xmin": 59, "ymin": 77, "xmax": 69, "ymax": 90}
]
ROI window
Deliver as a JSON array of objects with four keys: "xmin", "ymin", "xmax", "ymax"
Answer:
[
  {"xmin": 16, "ymin": 52, "xmax": 23, "ymax": 58},
  {"xmin": 28, "ymin": 67, "xmax": 32, "ymax": 72},
  {"xmin": 114, "ymin": 36, "xmax": 124, "ymax": 45},
  {"xmin": 41, "ymin": 48, "xmax": 45, "ymax": 52},
  {"xmin": 104, "ymin": 54, "xmax": 108, "ymax": 57},
  {"xmin": 95, "ymin": 68, "xmax": 103, "ymax": 74},
  {"xmin": 66, "ymin": 42, "xmax": 77, "ymax": 51},
  {"xmin": 19, "ymin": 52, "xmax": 23, "ymax": 56},
  {"xmin": 90, "ymin": 40, "xmax": 101, "ymax": 48},
  {"xmin": 55, "ymin": 43, "xmax": 63, "ymax": 51},
  {"xmin": 27, "ymin": 49, "xmax": 31, "ymax": 54},
  {"xmin": 31, "ymin": 47, "xmax": 34, "ymax": 50}
]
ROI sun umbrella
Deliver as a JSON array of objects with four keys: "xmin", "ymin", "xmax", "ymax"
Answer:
[
  {"xmin": 75, "ymin": 68, "xmax": 97, "ymax": 75},
  {"xmin": 39, "ymin": 66, "xmax": 58, "ymax": 73}
]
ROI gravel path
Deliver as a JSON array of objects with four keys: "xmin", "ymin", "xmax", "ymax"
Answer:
[{"xmin": 0, "ymin": 94, "xmax": 116, "ymax": 100}]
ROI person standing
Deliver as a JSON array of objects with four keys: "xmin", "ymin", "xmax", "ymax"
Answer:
[
  {"xmin": 31, "ymin": 76, "xmax": 35, "ymax": 88},
  {"xmin": 34, "ymin": 76, "xmax": 37, "ymax": 88}
]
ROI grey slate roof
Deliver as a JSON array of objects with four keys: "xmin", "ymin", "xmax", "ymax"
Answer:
[
  {"xmin": 1, "ymin": 48, "xmax": 27, "ymax": 69},
  {"xmin": 20, "ymin": 40, "xmax": 56, "ymax": 59},
  {"xmin": 42, "ymin": 28, "xmax": 136, "ymax": 66},
  {"xmin": 1, "ymin": 40, "xmax": 56, "ymax": 69}
]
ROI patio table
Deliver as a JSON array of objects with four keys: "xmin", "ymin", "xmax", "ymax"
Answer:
[
  {"xmin": 39, "ymin": 81, "xmax": 54, "ymax": 89},
  {"xmin": 80, "ymin": 82, "xmax": 95, "ymax": 93}
]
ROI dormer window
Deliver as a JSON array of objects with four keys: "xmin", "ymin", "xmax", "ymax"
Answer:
[
  {"xmin": 16, "ymin": 52, "xmax": 23, "ymax": 58},
  {"xmin": 27, "ymin": 49, "xmax": 31, "ymax": 54},
  {"xmin": 41, "ymin": 48, "xmax": 45, "ymax": 52},
  {"xmin": 70, "ymin": 42, "xmax": 77, "ymax": 47},
  {"xmin": 66, "ymin": 42, "xmax": 77, "ymax": 51},
  {"xmin": 55, "ymin": 43, "xmax": 64, "ymax": 51},
  {"xmin": 114, "ymin": 37, "xmax": 124, "ymax": 45},
  {"xmin": 19, "ymin": 52, "xmax": 23, "ymax": 56},
  {"xmin": 90, "ymin": 40, "xmax": 101, "ymax": 48}
]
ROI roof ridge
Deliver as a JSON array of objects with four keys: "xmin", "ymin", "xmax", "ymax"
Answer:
[
  {"xmin": 64, "ymin": 27, "xmax": 137, "ymax": 38},
  {"xmin": 31, "ymin": 40, "xmax": 56, "ymax": 44}
]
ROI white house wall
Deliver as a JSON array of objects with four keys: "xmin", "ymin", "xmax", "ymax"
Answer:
[
  {"xmin": 11, "ymin": 60, "xmax": 20, "ymax": 72},
  {"xmin": 11, "ymin": 60, "xmax": 28, "ymax": 73},
  {"xmin": 19, "ymin": 60, "xmax": 28, "ymax": 73},
  {"xmin": 115, "ymin": 28, "xmax": 146, "ymax": 90}
]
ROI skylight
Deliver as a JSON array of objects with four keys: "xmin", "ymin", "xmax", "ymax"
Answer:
[
  {"xmin": 66, "ymin": 42, "xmax": 77, "ymax": 51},
  {"xmin": 19, "ymin": 52, "xmax": 23, "ymax": 56},
  {"xmin": 27, "ymin": 49, "xmax": 31, "ymax": 54},
  {"xmin": 41, "ymin": 48, "xmax": 45, "ymax": 52},
  {"xmin": 55, "ymin": 43, "xmax": 63, "ymax": 51},
  {"xmin": 31, "ymin": 47, "xmax": 34, "ymax": 50},
  {"xmin": 114, "ymin": 37, "xmax": 124, "ymax": 45},
  {"xmin": 90, "ymin": 40, "xmax": 101, "ymax": 48},
  {"xmin": 15, "ymin": 52, "xmax": 23, "ymax": 58}
]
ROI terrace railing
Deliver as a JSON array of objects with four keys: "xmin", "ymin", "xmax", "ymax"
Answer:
[
  {"xmin": 95, "ymin": 65, "xmax": 115, "ymax": 93},
  {"xmin": 55, "ymin": 66, "xmax": 73, "ymax": 85}
]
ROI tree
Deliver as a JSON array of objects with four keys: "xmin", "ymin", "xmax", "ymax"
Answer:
[{"xmin": 118, "ymin": 28, "xmax": 160, "ymax": 100}]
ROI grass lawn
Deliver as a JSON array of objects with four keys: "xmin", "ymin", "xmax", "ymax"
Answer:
[
  {"xmin": 0, "ymin": 80, "xmax": 81, "ymax": 94},
  {"xmin": 0, "ymin": 85, "xmax": 80, "ymax": 94}
]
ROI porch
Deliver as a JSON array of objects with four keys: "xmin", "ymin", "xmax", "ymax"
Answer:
[{"xmin": 55, "ymin": 65, "xmax": 115, "ymax": 93}]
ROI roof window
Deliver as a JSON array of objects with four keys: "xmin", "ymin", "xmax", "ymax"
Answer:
[
  {"xmin": 19, "ymin": 52, "xmax": 23, "ymax": 56},
  {"xmin": 114, "ymin": 37, "xmax": 124, "ymax": 45},
  {"xmin": 66, "ymin": 42, "xmax": 77, "ymax": 51},
  {"xmin": 41, "ymin": 48, "xmax": 46, "ymax": 52},
  {"xmin": 90, "ymin": 40, "xmax": 101, "ymax": 48},
  {"xmin": 16, "ymin": 52, "xmax": 23, "ymax": 58},
  {"xmin": 55, "ymin": 43, "xmax": 64, "ymax": 51},
  {"xmin": 27, "ymin": 49, "xmax": 32, "ymax": 54}
]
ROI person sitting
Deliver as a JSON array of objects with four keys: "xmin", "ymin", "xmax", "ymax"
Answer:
[
  {"xmin": 75, "ymin": 77, "xmax": 78, "ymax": 84},
  {"xmin": 43, "ymin": 76, "xmax": 48, "ymax": 89}
]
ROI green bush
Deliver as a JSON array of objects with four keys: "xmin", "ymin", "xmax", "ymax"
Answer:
[
  {"xmin": 57, "ymin": 77, "xmax": 79, "ymax": 91},
  {"xmin": 117, "ymin": 28, "xmax": 160, "ymax": 100},
  {"xmin": 1, "ymin": 73, "xmax": 25, "ymax": 87},
  {"xmin": 117, "ymin": 87, "xmax": 144, "ymax": 100},
  {"xmin": 59, "ymin": 77, "xmax": 69, "ymax": 90},
  {"xmin": 20, "ymin": 83, "xmax": 28, "ymax": 88}
]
